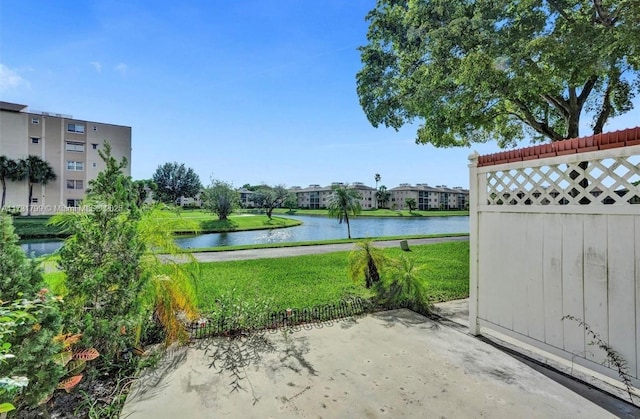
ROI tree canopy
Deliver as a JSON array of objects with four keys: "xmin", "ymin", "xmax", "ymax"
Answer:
[
  {"xmin": 252, "ymin": 185, "xmax": 290, "ymax": 219},
  {"xmin": 376, "ymin": 185, "xmax": 391, "ymax": 209},
  {"xmin": 152, "ymin": 162, "xmax": 201, "ymax": 204},
  {"xmin": 357, "ymin": 0, "xmax": 640, "ymax": 147},
  {"xmin": 15, "ymin": 156, "xmax": 56, "ymax": 216},
  {"xmin": 0, "ymin": 156, "xmax": 21, "ymax": 209},
  {"xmin": 202, "ymin": 179, "xmax": 238, "ymax": 221}
]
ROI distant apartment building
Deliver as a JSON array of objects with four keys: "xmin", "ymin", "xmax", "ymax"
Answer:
[
  {"xmin": 290, "ymin": 182, "xmax": 376, "ymax": 210},
  {"xmin": 0, "ymin": 101, "xmax": 131, "ymax": 214},
  {"xmin": 237, "ymin": 188, "xmax": 256, "ymax": 208},
  {"xmin": 389, "ymin": 184, "xmax": 469, "ymax": 210}
]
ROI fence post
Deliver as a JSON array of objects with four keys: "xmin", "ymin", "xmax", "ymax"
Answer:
[{"xmin": 468, "ymin": 151, "xmax": 481, "ymax": 336}]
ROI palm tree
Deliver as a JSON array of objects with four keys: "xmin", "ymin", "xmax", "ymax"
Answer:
[
  {"xmin": 376, "ymin": 185, "xmax": 390, "ymax": 209},
  {"xmin": 405, "ymin": 197, "xmax": 417, "ymax": 212},
  {"xmin": 18, "ymin": 156, "xmax": 57, "ymax": 216},
  {"xmin": 348, "ymin": 239, "xmax": 388, "ymax": 288},
  {"xmin": 327, "ymin": 183, "xmax": 362, "ymax": 239},
  {"xmin": 379, "ymin": 255, "xmax": 432, "ymax": 314},
  {"xmin": 374, "ymin": 173, "xmax": 381, "ymax": 208},
  {"xmin": 0, "ymin": 155, "xmax": 18, "ymax": 209}
]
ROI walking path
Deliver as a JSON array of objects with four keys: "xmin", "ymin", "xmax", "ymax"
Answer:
[{"xmin": 183, "ymin": 235, "xmax": 468, "ymax": 263}]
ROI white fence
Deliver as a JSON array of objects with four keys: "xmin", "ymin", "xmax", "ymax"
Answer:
[{"xmin": 469, "ymin": 132, "xmax": 640, "ymax": 388}]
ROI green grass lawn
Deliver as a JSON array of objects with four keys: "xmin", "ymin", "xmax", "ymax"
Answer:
[
  {"xmin": 272, "ymin": 208, "xmax": 469, "ymax": 217},
  {"xmin": 12, "ymin": 211, "xmax": 300, "ymax": 238},
  {"xmin": 11, "ymin": 216, "xmax": 64, "ymax": 238},
  {"xmin": 192, "ymin": 240, "xmax": 469, "ymax": 313},
  {"xmin": 42, "ymin": 240, "xmax": 469, "ymax": 318}
]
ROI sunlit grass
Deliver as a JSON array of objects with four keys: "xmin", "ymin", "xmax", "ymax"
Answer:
[
  {"xmin": 13, "ymin": 210, "xmax": 300, "ymax": 238},
  {"xmin": 43, "ymin": 240, "xmax": 469, "ymax": 314},
  {"xmin": 192, "ymin": 241, "xmax": 469, "ymax": 313}
]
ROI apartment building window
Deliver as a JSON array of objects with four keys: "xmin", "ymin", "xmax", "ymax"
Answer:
[
  {"xmin": 67, "ymin": 161, "xmax": 84, "ymax": 171},
  {"xmin": 31, "ymin": 117, "xmax": 40, "ymax": 124},
  {"xmin": 92, "ymin": 162, "xmax": 97, "ymax": 168},
  {"xmin": 92, "ymin": 125, "xmax": 97, "ymax": 131},
  {"xmin": 31, "ymin": 137, "xmax": 40, "ymax": 144},
  {"xmin": 65, "ymin": 141, "xmax": 85, "ymax": 152},
  {"xmin": 67, "ymin": 199, "xmax": 82, "ymax": 207},
  {"xmin": 67, "ymin": 123, "xmax": 85, "ymax": 134},
  {"xmin": 66, "ymin": 180, "xmax": 84, "ymax": 190},
  {"xmin": 92, "ymin": 143, "xmax": 98, "ymax": 149}
]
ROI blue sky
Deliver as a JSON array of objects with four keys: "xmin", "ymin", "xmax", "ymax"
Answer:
[{"xmin": 1, "ymin": 1, "xmax": 637, "ymax": 189}]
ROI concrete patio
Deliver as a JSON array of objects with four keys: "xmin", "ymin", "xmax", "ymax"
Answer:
[{"xmin": 121, "ymin": 303, "xmax": 638, "ymax": 418}]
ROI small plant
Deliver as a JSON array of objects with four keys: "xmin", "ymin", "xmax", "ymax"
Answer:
[
  {"xmin": 0, "ymin": 299, "xmax": 39, "ymax": 417},
  {"xmin": 204, "ymin": 291, "xmax": 274, "ymax": 336},
  {"xmin": 37, "ymin": 333, "xmax": 100, "ymax": 404},
  {"xmin": 562, "ymin": 315, "xmax": 638, "ymax": 404},
  {"xmin": 376, "ymin": 255, "xmax": 433, "ymax": 315},
  {"xmin": 348, "ymin": 239, "xmax": 388, "ymax": 288}
]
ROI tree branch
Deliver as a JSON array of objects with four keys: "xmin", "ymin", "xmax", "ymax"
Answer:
[
  {"xmin": 510, "ymin": 98, "xmax": 564, "ymax": 141},
  {"xmin": 593, "ymin": 75, "xmax": 617, "ymax": 134},
  {"xmin": 548, "ymin": 0, "xmax": 574, "ymax": 21},
  {"xmin": 592, "ymin": 0, "xmax": 616, "ymax": 26},
  {"xmin": 541, "ymin": 94, "xmax": 571, "ymax": 117},
  {"xmin": 577, "ymin": 75, "xmax": 599, "ymax": 107}
]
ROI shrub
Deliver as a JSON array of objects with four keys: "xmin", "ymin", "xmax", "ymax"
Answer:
[
  {"xmin": 0, "ymin": 213, "xmax": 64, "ymax": 410},
  {"xmin": 347, "ymin": 240, "xmax": 388, "ymax": 288},
  {"xmin": 375, "ymin": 255, "xmax": 433, "ymax": 315}
]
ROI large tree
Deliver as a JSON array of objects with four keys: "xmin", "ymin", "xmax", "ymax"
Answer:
[
  {"xmin": 152, "ymin": 162, "xmax": 201, "ymax": 204},
  {"xmin": 133, "ymin": 179, "xmax": 157, "ymax": 208},
  {"xmin": 202, "ymin": 179, "xmax": 238, "ymax": 221},
  {"xmin": 327, "ymin": 183, "xmax": 362, "ymax": 239},
  {"xmin": 357, "ymin": 0, "xmax": 640, "ymax": 147},
  {"xmin": 376, "ymin": 185, "xmax": 391, "ymax": 209},
  {"xmin": 16, "ymin": 156, "xmax": 56, "ymax": 216},
  {"xmin": 405, "ymin": 197, "xmax": 417, "ymax": 212},
  {"xmin": 252, "ymin": 185, "xmax": 290, "ymax": 219}
]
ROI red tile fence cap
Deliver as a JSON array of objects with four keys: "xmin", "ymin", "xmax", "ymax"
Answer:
[{"xmin": 477, "ymin": 127, "xmax": 640, "ymax": 167}]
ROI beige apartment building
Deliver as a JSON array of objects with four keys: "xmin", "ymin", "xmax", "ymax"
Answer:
[
  {"xmin": 389, "ymin": 184, "xmax": 469, "ymax": 210},
  {"xmin": 289, "ymin": 182, "xmax": 469, "ymax": 211},
  {"xmin": 290, "ymin": 182, "xmax": 377, "ymax": 210},
  {"xmin": 0, "ymin": 101, "xmax": 131, "ymax": 214}
]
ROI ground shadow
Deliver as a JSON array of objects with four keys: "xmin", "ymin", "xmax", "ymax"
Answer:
[
  {"xmin": 124, "ymin": 345, "xmax": 189, "ymax": 404},
  {"xmin": 372, "ymin": 308, "xmax": 440, "ymax": 331}
]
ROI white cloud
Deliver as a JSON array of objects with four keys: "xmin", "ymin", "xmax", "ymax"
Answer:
[
  {"xmin": 90, "ymin": 61, "xmax": 102, "ymax": 72},
  {"xmin": 114, "ymin": 63, "xmax": 127, "ymax": 75},
  {"xmin": 0, "ymin": 64, "xmax": 31, "ymax": 90}
]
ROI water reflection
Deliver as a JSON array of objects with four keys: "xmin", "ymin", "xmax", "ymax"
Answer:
[
  {"xmin": 21, "ymin": 214, "xmax": 469, "ymax": 257},
  {"xmin": 175, "ymin": 215, "xmax": 468, "ymax": 248}
]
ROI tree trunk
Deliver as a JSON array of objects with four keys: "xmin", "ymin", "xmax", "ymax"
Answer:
[
  {"xmin": 345, "ymin": 211, "xmax": 351, "ymax": 239},
  {"xmin": 365, "ymin": 257, "xmax": 380, "ymax": 288},
  {"xmin": 27, "ymin": 183, "xmax": 33, "ymax": 216},
  {"xmin": 1, "ymin": 178, "xmax": 5, "ymax": 208}
]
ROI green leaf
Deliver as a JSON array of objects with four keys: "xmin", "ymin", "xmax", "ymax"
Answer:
[
  {"xmin": 0, "ymin": 402, "xmax": 16, "ymax": 413},
  {"xmin": 52, "ymin": 351, "xmax": 73, "ymax": 367},
  {"xmin": 65, "ymin": 359, "xmax": 86, "ymax": 376}
]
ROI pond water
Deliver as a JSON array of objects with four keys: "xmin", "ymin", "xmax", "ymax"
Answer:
[{"xmin": 20, "ymin": 214, "xmax": 469, "ymax": 257}]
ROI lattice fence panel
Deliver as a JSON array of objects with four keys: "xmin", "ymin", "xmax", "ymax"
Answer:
[{"xmin": 486, "ymin": 155, "xmax": 640, "ymax": 205}]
